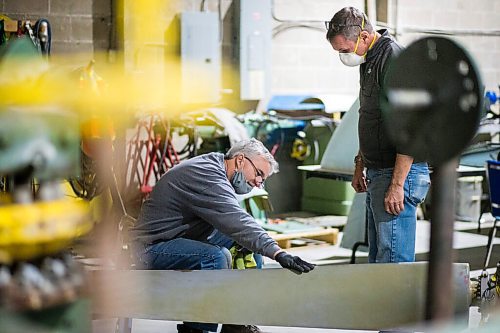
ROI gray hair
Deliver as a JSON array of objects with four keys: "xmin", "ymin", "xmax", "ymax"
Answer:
[
  {"xmin": 326, "ymin": 7, "xmax": 373, "ymax": 42},
  {"xmin": 225, "ymin": 138, "xmax": 279, "ymax": 175}
]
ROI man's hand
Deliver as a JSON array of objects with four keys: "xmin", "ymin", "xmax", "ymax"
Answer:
[
  {"xmin": 384, "ymin": 183, "xmax": 404, "ymax": 215},
  {"xmin": 385, "ymin": 154, "xmax": 413, "ymax": 215},
  {"xmin": 275, "ymin": 252, "xmax": 315, "ymax": 274},
  {"xmin": 351, "ymin": 166, "xmax": 367, "ymax": 193}
]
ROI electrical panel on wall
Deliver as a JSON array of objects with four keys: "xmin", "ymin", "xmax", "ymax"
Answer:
[
  {"xmin": 234, "ymin": 0, "xmax": 272, "ymax": 101},
  {"xmin": 181, "ymin": 12, "xmax": 221, "ymax": 104}
]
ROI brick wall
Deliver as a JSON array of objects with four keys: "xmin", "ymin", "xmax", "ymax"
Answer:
[
  {"xmin": 1, "ymin": 0, "xmax": 112, "ymax": 58},
  {"xmin": 271, "ymin": 0, "xmax": 363, "ymax": 96},
  {"xmin": 271, "ymin": 0, "xmax": 500, "ymax": 97},
  {"xmin": 396, "ymin": 0, "xmax": 500, "ymax": 95}
]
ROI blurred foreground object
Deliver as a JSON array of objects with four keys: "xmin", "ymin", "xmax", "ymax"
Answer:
[
  {"xmin": 382, "ymin": 37, "xmax": 482, "ymax": 322},
  {"xmin": 0, "ymin": 106, "xmax": 92, "ymax": 329},
  {"xmin": 0, "ymin": 38, "xmax": 91, "ymax": 332}
]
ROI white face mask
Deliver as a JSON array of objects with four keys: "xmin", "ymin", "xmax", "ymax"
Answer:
[
  {"xmin": 338, "ymin": 15, "xmax": 376, "ymax": 67},
  {"xmin": 339, "ymin": 52, "xmax": 366, "ymax": 67},
  {"xmin": 339, "ymin": 32, "xmax": 366, "ymax": 67}
]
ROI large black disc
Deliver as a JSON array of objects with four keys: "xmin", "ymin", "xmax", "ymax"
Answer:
[{"xmin": 381, "ymin": 37, "xmax": 483, "ymax": 165}]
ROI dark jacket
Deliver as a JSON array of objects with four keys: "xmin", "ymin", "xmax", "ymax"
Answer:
[{"xmin": 358, "ymin": 29, "xmax": 404, "ymax": 169}]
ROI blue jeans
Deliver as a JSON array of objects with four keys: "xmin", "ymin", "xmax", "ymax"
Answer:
[
  {"xmin": 135, "ymin": 230, "xmax": 262, "ymax": 332},
  {"xmin": 366, "ymin": 163, "xmax": 430, "ymax": 263}
]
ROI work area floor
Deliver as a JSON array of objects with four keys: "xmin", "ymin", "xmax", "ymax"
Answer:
[
  {"xmin": 93, "ymin": 320, "xmax": 374, "ymax": 333},
  {"xmin": 91, "ymin": 214, "xmax": 499, "ymax": 333},
  {"xmin": 93, "ymin": 309, "xmax": 487, "ymax": 333},
  {"xmin": 275, "ymin": 216, "xmax": 500, "ymax": 271}
]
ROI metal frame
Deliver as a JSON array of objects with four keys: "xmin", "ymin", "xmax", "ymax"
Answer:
[{"xmin": 90, "ymin": 263, "xmax": 470, "ymax": 330}]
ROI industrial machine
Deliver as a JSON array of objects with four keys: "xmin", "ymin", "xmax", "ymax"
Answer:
[{"xmin": 0, "ymin": 38, "xmax": 92, "ymax": 333}]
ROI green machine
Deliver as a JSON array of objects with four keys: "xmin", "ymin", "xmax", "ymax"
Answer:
[{"xmin": 300, "ymin": 100, "xmax": 360, "ymax": 216}]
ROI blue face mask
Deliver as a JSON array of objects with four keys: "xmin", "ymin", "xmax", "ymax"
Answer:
[{"xmin": 230, "ymin": 170, "xmax": 253, "ymax": 194}]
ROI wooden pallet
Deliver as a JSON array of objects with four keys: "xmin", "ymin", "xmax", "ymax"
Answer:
[{"xmin": 270, "ymin": 228, "xmax": 339, "ymax": 249}]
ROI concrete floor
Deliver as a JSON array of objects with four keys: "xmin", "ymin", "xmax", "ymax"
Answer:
[
  {"xmin": 266, "ymin": 218, "xmax": 500, "ymax": 270},
  {"xmin": 92, "ymin": 307, "xmax": 489, "ymax": 333},
  {"xmin": 93, "ymin": 318, "xmax": 373, "ymax": 333}
]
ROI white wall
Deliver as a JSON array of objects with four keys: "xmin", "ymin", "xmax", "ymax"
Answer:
[
  {"xmin": 395, "ymin": 0, "xmax": 500, "ymax": 93},
  {"xmin": 118, "ymin": 0, "xmax": 499, "ymax": 102},
  {"xmin": 270, "ymin": 0, "xmax": 500, "ymax": 97},
  {"xmin": 271, "ymin": 0, "xmax": 363, "ymax": 96}
]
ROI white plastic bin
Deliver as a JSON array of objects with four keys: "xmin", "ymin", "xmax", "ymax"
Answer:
[{"xmin": 455, "ymin": 176, "xmax": 483, "ymax": 222}]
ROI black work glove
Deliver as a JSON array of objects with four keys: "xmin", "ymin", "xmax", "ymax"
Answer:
[{"xmin": 275, "ymin": 252, "xmax": 315, "ymax": 274}]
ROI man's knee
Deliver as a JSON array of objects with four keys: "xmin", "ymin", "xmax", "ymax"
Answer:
[
  {"xmin": 205, "ymin": 246, "xmax": 231, "ymax": 270},
  {"xmin": 219, "ymin": 247, "xmax": 232, "ymax": 269}
]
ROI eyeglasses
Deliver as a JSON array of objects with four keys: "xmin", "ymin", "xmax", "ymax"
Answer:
[
  {"xmin": 244, "ymin": 156, "xmax": 266, "ymax": 188},
  {"xmin": 324, "ymin": 21, "xmax": 362, "ymax": 31}
]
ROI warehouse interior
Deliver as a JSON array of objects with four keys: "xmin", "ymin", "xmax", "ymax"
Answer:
[{"xmin": 0, "ymin": 0, "xmax": 499, "ymax": 332}]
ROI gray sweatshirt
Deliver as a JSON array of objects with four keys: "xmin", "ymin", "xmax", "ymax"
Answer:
[{"xmin": 131, "ymin": 152, "xmax": 281, "ymax": 258}]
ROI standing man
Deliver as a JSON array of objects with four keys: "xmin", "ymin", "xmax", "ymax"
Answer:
[
  {"xmin": 326, "ymin": 7, "xmax": 430, "ymax": 263},
  {"xmin": 131, "ymin": 138, "xmax": 315, "ymax": 333}
]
